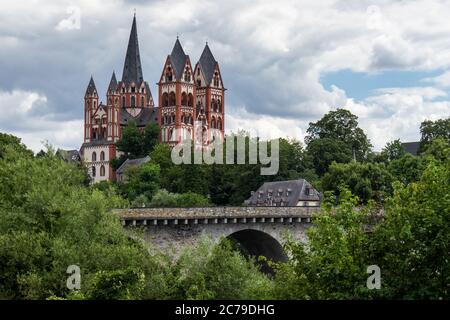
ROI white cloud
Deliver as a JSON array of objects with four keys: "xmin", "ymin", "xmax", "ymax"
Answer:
[
  {"xmin": 1, "ymin": 0, "xmax": 450, "ymax": 154},
  {"xmin": 0, "ymin": 90, "xmax": 83, "ymax": 152}
]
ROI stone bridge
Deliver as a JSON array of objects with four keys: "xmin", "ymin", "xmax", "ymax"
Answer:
[{"xmin": 114, "ymin": 206, "xmax": 320, "ymax": 265}]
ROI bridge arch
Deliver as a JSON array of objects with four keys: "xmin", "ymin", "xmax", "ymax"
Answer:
[{"xmin": 225, "ymin": 229, "xmax": 287, "ymax": 274}]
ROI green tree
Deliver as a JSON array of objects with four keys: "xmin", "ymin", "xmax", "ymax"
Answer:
[
  {"xmin": 387, "ymin": 153, "xmax": 428, "ymax": 185},
  {"xmin": 321, "ymin": 161, "xmax": 393, "ymax": 203},
  {"xmin": 381, "ymin": 139, "xmax": 406, "ymax": 162},
  {"xmin": 116, "ymin": 121, "xmax": 160, "ymax": 158},
  {"xmin": 120, "ymin": 162, "xmax": 161, "ymax": 201},
  {"xmin": 0, "ymin": 145, "xmax": 155, "ymax": 299},
  {"xmin": 165, "ymin": 237, "xmax": 273, "ymax": 299},
  {"xmin": 149, "ymin": 189, "xmax": 211, "ymax": 207},
  {"xmin": 369, "ymin": 160, "xmax": 450, "ymax": 299},
  {"xmin": 419, "ymin": 118, "xmax": 450, "ymax": 152},
  {"xmin": 421, "ymin": 137, "xmax": 450, "ymax": 162},
  {"xmin": 305, "ymin": 108, "xmax": 372, "ymax": 161},
  {"xmin": 272, "ymin": 189, "xmax": 374, "ymax": 299},
  {"xmin": 0, "ymin": 132, "xmax": 33, "ymax": 159},
  {"xmin": 307, "ymin": 138, "xmax": 352, "ymax": 176}
]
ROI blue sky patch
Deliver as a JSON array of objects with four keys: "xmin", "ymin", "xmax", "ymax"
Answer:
[{"xmin": 320, "ymin": 69, "xmax": 444, "ymax": 101}]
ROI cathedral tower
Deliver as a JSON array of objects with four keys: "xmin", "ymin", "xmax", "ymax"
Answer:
[
  {"xmin": 84, "ymin": 76, "xmax": 98, "ymax": 143},
  {"xmin": 194, "ymin": 43, "xmax": 225, "ymax": 140},
  {"xmin": 158, "ymin": 38, "xmax": 196, "ymax": 145}
]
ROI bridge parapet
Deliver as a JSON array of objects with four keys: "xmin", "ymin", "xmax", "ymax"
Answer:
[{"xmin": 114, "ymin": 206, "xmax": 320, "ymax": 227}]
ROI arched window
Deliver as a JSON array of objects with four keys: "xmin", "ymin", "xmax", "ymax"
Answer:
[
  {"xmin": 131, "ymin": 96, "xmax": 136, "ymax": 107},
  {"xmin": 218, "ymin": 100, "xmax": 222, "ymax": 113},
  {"xmin": 122, "ymin": 96, "xmax": 126, "ymax": 108},
  {"xmin": 181, "ymin": 92, "xmax": 187, "ymax": 106},
  {"xmin": 92, "ymin": 152, "xmax": 97, "ymax": 162},
  {"xmin": 100, "ymin": 151, "xmax": 105, "ymax": 161},
  {"xmin": 162, "ymin": 93, "xmax": 169, "ymax": 107},
  {"xmin": 184, "ymin": 68, "xmax": 191, "ymax": 82},
  {"xmin": 166, "ymin": 67, "xmax": 173, "ymax": 82},
  {"xmin": 218, "ymin": 118, "xmax": 222, "ymax": 130},
  {"xmin": 169, "ymin": 92, "xmax": 176, "ymax": 106},
  {"xmin": 188, "ymin": 93, "xmax": 193, "ymax": 107},
  {"xmin": 197, "ymin": 79, "xmax": 201, "ymax": 87},
  {"xmin": 94, "ymin": 101, "xmax": 97, "ymax": 108},
  {"xmin": 214, "ymin": 72, "xmax": 219, "ymax": 87},
  {"xmin": 100, "ymin": 165, "xmax": 105, "ymax": 176},
  {"xmin": 141, "ymin": 96, "xmax": 145, "ymax": 107},
  {"xmin": 92, "ymin": 166, "xmax": 96, "ymax": 177}
]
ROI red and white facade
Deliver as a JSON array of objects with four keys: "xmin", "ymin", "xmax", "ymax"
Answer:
[{"xmin": 81, "ymin": 16, "xmax": 225, "ymax": 183}]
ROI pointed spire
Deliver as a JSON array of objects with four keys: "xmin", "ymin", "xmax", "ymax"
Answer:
[
  {"xmin": 85, "ymin": 76, "xmax": 97, "ymax": 95},
  {"xmin": 122, "ymin": 14, "xmax": 144, "ymax": 85},
  {"xmin": 199, "ymin": 43, "xmax": 217, "ymax": 85},
  {"xmin": 108, "ymin": 71, "xmax": 118, "ymax": 92},
  {"xmin": 170, "ymin": 38, "xmax": 187, "ymax": 80}
]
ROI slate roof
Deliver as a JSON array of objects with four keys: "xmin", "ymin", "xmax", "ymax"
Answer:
[
  {"xmin": 198, "ymin": 43, "xmax": 218, "ymax": 85},
  {"xmin": 121, "ymin": 15, "xmax": 144, "ymax": 86},
  {"xmin": 116, "ymin": 156, "xmax": 151, "ymax": 174},
  {"xmin": 120, "ymin": 107, "xmax": 158, "ymax": 127},
  {"xmin": 246, "ymin": 179, "xmax": 321, "ymax": 207},
  {"xmin": 401, "ymin": 141, "xmax": 420, "ymax": 156},
  {"xmin": 170, "ymin": 38, "xmax": 188, "ymax": 80},
  {"xmin": 144, "ymin": 81, "xmax": 154, "ymax": 106},
  {"xmin": 108, "ymin": 71, "xmax": 118, "ymax": 92},
  {"xmin": 56, "ymin": 149, "xmax": 81, "ymax": 163},
  {"xmin": 85, "ymin": 76, "xmax": 97, "ymax": 95},
  {"xmin": 81, "ymin": 140, "xmax": 115, "ymax": 148}
]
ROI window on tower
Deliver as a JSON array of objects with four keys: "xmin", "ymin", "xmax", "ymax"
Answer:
[
  {"xmin": 131, "ymin": 96, "xmax": 136, "ymax": 107},
  {"xmin": 122, "ymin": 96, "xmax": 126, "ymax": 108},
  {"xmin": 100, "ymin": 151, "xmax": 105, "ymax": 161},
  {"xmin": 214, "ymin": 72, "xmax": 219, "ymax": 87},
  {"xmin": 92, "ymin": 166, "xmax": 96, "ymax": 177},
  {"xmin": 100, "ymin": 165, "xmax": 105, "ymax": 177},
  {"xmin": 184, "ymin": 68, "xmax": 191, "ymax": 82},
  {"xmin": 92, "ymin": 152, "xmax": 97, "ymax": 162},
  {"xmin": 162, "ymin": 93, "xmax": 169, "ymax": 107},
  {"xmin": 166, "ymin": 67, "xmax": 173, "ymax": 82},
  {"xmin": 169, "ymin": 92, "xmax": 176, "ymax": 106}
]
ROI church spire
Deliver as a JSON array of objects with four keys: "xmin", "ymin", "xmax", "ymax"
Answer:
[
  {"xmin": 108, "ymin": 71, "xmax": 118, "ymax": 92},
  {"xmin": 198, "ymin": 43, "xmax": 217, "ymax": 85},
  {"xmin": 85, "ymin": 76, "xmax": 97, "ymax": 96},
  {"xmin": 170, "ymin": 38, "xmax": 187, "ymax": 80},
  {"xmin": 121, "ymin": 14, "xmax": 143, "ymax": 85}
]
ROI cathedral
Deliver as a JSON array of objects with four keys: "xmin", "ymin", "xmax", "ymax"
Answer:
[{"xmin": 81, "ymin": 15, "xmax": 225, "ymax": 183}]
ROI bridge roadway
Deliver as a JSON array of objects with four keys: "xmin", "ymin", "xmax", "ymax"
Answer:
[
  {"xmin": 113, "ymin": 206, "xmax": 320, "ymax": 267},
  {"xmin": 114, "ymin": 206, "xmax": 319, "ymax": 226}
]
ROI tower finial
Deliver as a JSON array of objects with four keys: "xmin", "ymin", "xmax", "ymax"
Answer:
[{"xmin": 134, "ymin": 8, "xmax": 136, "ymax": 17}]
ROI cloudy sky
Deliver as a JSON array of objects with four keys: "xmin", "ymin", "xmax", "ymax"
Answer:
[{"xmin": 1, "ymin": 0, "xmax": 450, "ymax": 152}]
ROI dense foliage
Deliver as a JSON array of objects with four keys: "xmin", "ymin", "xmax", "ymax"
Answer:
[{"xmin": 0, "ymin": 112, "xmax": 448, "ymax": 300}]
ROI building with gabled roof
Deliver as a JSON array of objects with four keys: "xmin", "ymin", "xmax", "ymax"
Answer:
[
  {"xmin": 245, "ymin": 179, "xmax": 322, "ymax": 207},
  {"xmin": 116, "ymin": 156, "xmax": 151, "ymax": 183},
  {"xmin": 158, "ymin": 39, "xmax": 225, "ymax": 145},
  {"xmin": 81, "ymin": 14, "xmax": 225, "ymax": 183}
]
